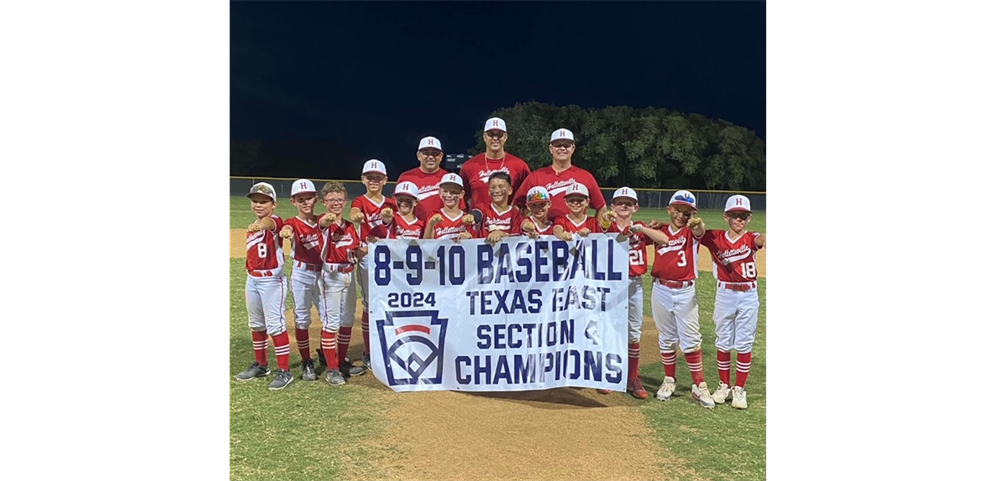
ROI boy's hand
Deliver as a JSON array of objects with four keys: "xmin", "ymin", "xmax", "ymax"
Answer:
[
  {"xmin": 756, "ymin": 233, "xmax": 766, "ymax": 248},
  {"xmin": 248, "ymin": 222, "xmax": 262, "ymax": 233},
  {"xmin": 462, "ymin": 214, "xmax": 475, "ymax": 225},
  {"xmin": 602, "ymin": 211, "xmax": 616, "ymax": 223},
  {"xmin": 352, "ymin": 211, "xmax": 365, "ymax": 223},
  {"xmin": 428, "ymin": 213, "xmax": 443, "ymax": 225},
  {"xmin": 557, "ymin": 231, "xmax": 573, "ymax": 241},
  {"xmin": 486, "ymin": 230, "xmax": 505, "ymax": 244},
  {"xmin": 689, "ymin": 217, "xmax": 704, "ymax": 228},
  {"xmin": 456, "ymin": 231, "xmax": 473, "ymax": 242},
  {"xmin": 380, "ymin": 207, "xmax": 394, "ymax": 224},
  {"xmin": 578, "ymin": 228, "xmax": 591, "ymax": 237},
  {"xmin": 279, "ymin": 226, "xmax": 294, "ymax": 239},
  {"xmin": 366, "ymin": 235, "xmax": 380, "ymax": 244},
  {"xmin": 521, "ymin": 220, "xmax": 535, "ymax": 233}
]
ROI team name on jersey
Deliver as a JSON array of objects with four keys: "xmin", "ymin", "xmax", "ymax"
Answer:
[
  {"xmin": 657, "ymin": 235, "xmax": 687, "ymax": 253},
  {"xmin": 715, "ymin": 244, "xmax": 752, "ymax": 265},
  {"xmin": 301, "ymin": 233, "xmax": 320, "ymax": 250},
  {"xmin": 417, "ymin": 185, "xmax": 440, "ymax": 200},
  {"xmin": 484, "ymin": 217, "xmax": 512, "ymax": 231},
  {"xmin": 330, "ymin": 232, "xmax": 355, "ymax": 246},
  {"xmin": 544, "ymin": 178, "xmax": 577, "ymax": 196},
  {"xmin": 436, "ymin": 225, "xmax": 467, "ymax": 237},
  {"xmin": 476, "ymin": 167, "xmax": 509, "ymax": 181},
  {"xmin": 395, "ymin": 227, "xmax": 422, "ymax": 238}
]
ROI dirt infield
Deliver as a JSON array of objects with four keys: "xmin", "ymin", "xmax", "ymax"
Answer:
[{"xmin": 231, "ymin": 228, "xmax": 764, "ymax": 480}]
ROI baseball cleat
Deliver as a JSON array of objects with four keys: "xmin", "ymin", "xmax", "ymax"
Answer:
[
  {"xmin": 325, "ymin": 369, "xmax": 346, "ymax": 386},
  {"xmin": 596, "ymin": 389, "xmax": 612, "ymax": 395},
  {"xmin": 731, "ymin": 386, "xmax": 748, "ymax": 409},
  {"xmin": 655, "ymin": 376, "xmax": 677, "ymax": 401},
  {"xmin": 628, "ymin": 378, "xmax": 649, "ymax": 400},
  {"xmin": 302, "ymin": 359, "xmax": 317, "ymax": 381},
  {"xmin": 363, "ymin": 353, "xmax": 371, "ymax": 367},
  {"xmin": 712, "ymin": 382, "xmax": 731, "ymax": 404},
  {"xmin": 236, "ymin": 362, "xmax": 271, "ymax": 381},
  {"xmin": 691, "ymin": 382, "xmax": 716, "ymax": 409},
  {"xmin": 268, "ymin": 369, "xmax": 294, "ymax": 390},
  {"xmin": 342, "ymin": 360, "xmax": 367, "ymax": 377}
]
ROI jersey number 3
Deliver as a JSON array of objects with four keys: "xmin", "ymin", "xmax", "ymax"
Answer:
[{"xmin": 676, "ymin": 251, "xmax": 687, "ymax": 267}]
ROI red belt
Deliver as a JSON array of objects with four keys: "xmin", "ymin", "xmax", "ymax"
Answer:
[
  {"xmin": 719, "ymin": 281, "xmax": 756, "ymax": 291},
  {"xmin": 657, "ymin": 279, "xmax": 694, "ymax": 289},
  {"xmin": 295, "ymin": 261, "xmax": 321, "ymax": 272},
  {"xmin": 247, "ymin": 270, "xmax": 276, "ymax": 278},
  {"xmin": 325, "ymin": 263, "xmax": 355, "ymax": 274}
]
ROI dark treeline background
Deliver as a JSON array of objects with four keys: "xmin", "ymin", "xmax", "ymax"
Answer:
[{"xmin": 231, "ymin": 101, "xmax": 765, "ymax": 191}]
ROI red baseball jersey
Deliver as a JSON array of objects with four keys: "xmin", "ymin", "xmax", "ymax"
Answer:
[
  {"xmin": 554, "ymin": 215, "xmax": 601, "ymax": 234},
  {"xmin": 480, "ymin": 203, "xmax": 522, "ymax": 236},
  {"xmin": 427, "ymin": 210, "xmax": 473, "ymax": 240},
  {"xmin": 283, "ymin": 216, "xmax": 324, "ymax": 265},
  {"xmin": 512, "ymin": 165, "xmax": 607, "ymax": 219},
  {"xmin": 351, "ymin": 194, "xmax": 396, "ymax": 240},
  {"xmin": 321, "ymin": 221, "xmax": 361, "ymax": 265},
  {"xmin": 650, "ymin": 224, "xmax": 701, "ymax": 282},
  {"xmin": 459, "ymin": 153, "xmax": 531, "ymax": 210},
  {"xmin": 700, "ymin": 230, "xmax": 763, "ymax": 283},
  {"xmin": 605, "ymin": 220, "xmax": 650, "ymax": 277},
  {"xmin": 521, "ymin": 214, "xmax": 556, "ymax": 236},
  {"xmin": 396, "ymin": 167, "xmax": 467, "ymax": 221},
  {"xmin": 387, "ymin": 215, "xmax": 425, "ymax": 240},
  {"xmin": 246, "ymin": 215, "xmax": 285, "ymax": 275}
]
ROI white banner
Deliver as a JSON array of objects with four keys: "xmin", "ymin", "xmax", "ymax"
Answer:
[{"xmin": 367, "ymin": 234, "xmax": 630, "ymax": 392}]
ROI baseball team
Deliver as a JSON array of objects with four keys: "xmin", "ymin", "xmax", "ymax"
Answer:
[{"xmin": 239, "ymin": 117, "xmax": 766, "ymax": 410}]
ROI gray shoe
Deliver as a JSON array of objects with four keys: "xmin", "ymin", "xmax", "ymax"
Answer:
[
  {"xmin": 343, "ymin": 360, "xmax": 367, "ymax": 377},
  {"xmin": 268, "ymin": 369, "xmax": 294, "ymax": 390},
  {"xmin": 363, "ymin": 354, "xmax": 371, "ymax": 369},
  {"xmin": 236, "ymin": 362, "xmax": 270, "ymax": 381},
  {"xmin": 302, "ymin": 359, "xmax": 317, "ymax": 381},
  {"xmin": 325, "ymin": 369, "xmax": 346, "ymax": 386}
]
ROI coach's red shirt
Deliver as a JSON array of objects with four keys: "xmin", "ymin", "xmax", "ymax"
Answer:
[
  {"xmin": 459, "ymin": 153, "xmax": 531, "ymax": 210},
  {"xmin": 396, "ymin": 167, "xmax": 467, "ymax": 220},
  {"xmin": 512, "ymin": 165, "xmax": 606, "ymax": 219}
]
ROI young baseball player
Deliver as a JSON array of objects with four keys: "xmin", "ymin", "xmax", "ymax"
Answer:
[
  {"xmin": 552, "ymin": 183, "xmax": 600, "ymax": 240},
  {"xmin": 316, "ymin": 181, "xmax": 366, "ymax": 386},
  {"xmin": 349, "ymin": 159, "xmax": 397, "ymax": 376},
  {"xmin": 699, "ymin": 195, "xmax": 766, "ymax": 409},
  {"xmin": 278, "ymin": 179, "xmax": 325, "ymax": 382},
  {"xmin": 636, "ymin": 190, "xmax": 715, "ymax": 408},
  {"xmin": 478, "ymin": 171, "xmax": 522, "ymax": 244},
  {"xmin": 593, "ymin": 187, "xmax": 660, "ymax": 399},
  {"xmin": 379, "ymin": 181, "xmax": 425, "ymax": 239},
  {"xmin": 519, "ymin": 186, "xmax": 556, "ymax": 239},
  {"xmin": 236, "ymin": 182, "xmax": 295, "ymax": 391},
  {"xmin": 423, "ymin": 173, "xmax": 476, "ymax": 241}
]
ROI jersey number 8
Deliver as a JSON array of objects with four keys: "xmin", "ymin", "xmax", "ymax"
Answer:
[{"xmin": 257, "ymin": 244, "xmax": 267, "ymax": 259}]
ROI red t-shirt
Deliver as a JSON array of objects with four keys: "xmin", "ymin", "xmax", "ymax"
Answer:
[
  {"xmin": 396, "ymin": 167, "xmax": 467, "ymax": 221},
  {"xmin": 283, "ymin": 216, "xmax": 323, "ymax": 265},
  {"xmin": 649, "ymin": 224, "xmax": 701, "ymax": 282},
  {"xmin": 699, "ymin": 230, "xmax": 763, "ymax": 283},
  {"xmin": 350, "ymin": 194, "xmax": 396, "ymax": 240},
  {"xmin": 604, "ymin": 220, "xmax": 649, "ymax": 277},
  {"xmin": 246, "ymin": 215, "xmax": 285, "ymax": 275},
  {"xmin": 480, "ymin": 203, "xmax": 522, "ymax": 237},
  {"xmin": 554, "ymin": 215, "xmax": 601, "ymax": 235},
  {"xmin": 459, "ymin": 152, "xmax": 531, "ymax": 210},
  {"xmin": 426, "ymin": 210, "xmax": 473, "ymax": 240},
  {"xmin": 321, "ymin": 221, "xmax": 361, "ymax": 265},
  {"xmin": 386, "ymin": 215, "xmax": 425, "ymax": 240},
  {"xmin": 512, "ymin": 165, "xmax": 607, "ymax": 219}
]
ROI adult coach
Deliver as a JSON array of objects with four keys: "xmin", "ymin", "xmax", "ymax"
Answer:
[
  {"xmin": 513, "ymin": 128, "xmax": 607, "ymax": 220},
  {"xmin": 396, "ymin": 136, "xmax": 466, "ymax": 220},
  {"xmin": 459, "ymin": 117, "xmax": 531, "ymax": 211}
]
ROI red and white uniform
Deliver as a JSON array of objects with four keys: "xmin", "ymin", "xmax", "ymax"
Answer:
[
  {"xmin": 245, "ymin": 215, "xmax": 288, "ymax": 336},
  {"xmin": 351, "ymin": 194, "xmax": 396, "ymax": 310},
  {"xmin": 649, "ymin": 224, "xmax": 704, "ymax": 354},
  {"xmin": 427, "ymin": 210, "xmax": 473, "ymax": 240},
  {"xmin": 554, "ymin": 215, "xmax": 601, "ymax": 236},
  {"xmin": 396, "ymin": 167, "xmax": 467, "ymax": 221},
  {"xmin": 480, "ymin": 203, "xmax": 522, "ymax": 237},
  {"xmin": 459, "ymin": 153, "xmax": 531, "ymax": 210},
  {"xmin": 386, "ymin": 215, "xmax": 425, "ymax": 240},
  {"xmin": 605, "ymin": 220, "xmax": 650, "ymax": 343},
  {"xmin": 700, "ymin": 230, "xmax": 763, "ymax": 353},
  {"xmin": 520, "ymin": 214, "xmax": 556, "ymax": 236},
  {"xmin": 319, "ymin": 220, "xmax": 360, "ymax": 332},
  {"xmin": 283, "ymin": 216, "xmax": 325, "ymax": 329},
  {"xmin": 512, "ymin": 166, "xmax": 606, "ymax": 219}
]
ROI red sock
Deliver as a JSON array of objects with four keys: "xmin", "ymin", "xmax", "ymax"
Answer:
[
  {"xmin": 661, "ymin": 351, "xmax": 677, "ymax": 379},
  {"xmin": 321, "ymin": 330, "xmax": 339, "ymax": 370},
  {"xmin": 271, "ymin": 331, "xmax": 291, "ymax": 371},
  {"xmin": 338, "ymin": 326, "xmax": 353, "ymax": 367},
  {"xmin": 736, "ymin": 352, "xmax": 752, "ymax": 388},
  {"xmin": 628, "ymin": 342, "xmax": 640, "ymax": 379},
  {"xmin": 252, "ymin": 331, "xmax": 269, "ymax": 366},
  {"xmin": 362, "ymin": 311, "xmax": 370, "ymax": 356},
  {"xmin": 295, "ymin": 328, "xmax": 311, "ymax": 361},
  {"xmin": 686, "ymin": 350, "xmax": 704, "ymax": 386},
  {"xmin": 717, "ymin": 350, "xmax": 731, "ymax": 386}
]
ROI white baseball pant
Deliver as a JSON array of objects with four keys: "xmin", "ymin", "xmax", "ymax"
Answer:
[
  {"xmin": 290, "ymin": 264, "xmax": 324, "ymax": 330},
  {"xmin": 627, "ymin": 277, "xmax": 644, "ymax": 343},
  {"xmin": 245, "ymin": 274, "xmax": 288, "ymax": 336},
  {"xmin": 356, "ymin": 253, "xmax": 370, "ymax": 311},
  {"xmin": 650, "ymin": 281, "xmax": 702, "ymax": 353},
  {"xmin": 320, "ymin": 266, "xmax": 357, "ymax": 332},
  {"xmin": 713, "ymin": 282, "xmax": 760, "ymax": 353}
]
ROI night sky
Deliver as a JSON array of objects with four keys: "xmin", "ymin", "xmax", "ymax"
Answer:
[{"xmin": 231, "ymin": 1, "xmax": 765, "ymax": 178}]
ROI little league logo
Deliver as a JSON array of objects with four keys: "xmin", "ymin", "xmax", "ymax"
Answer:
[{"xmin": 375, "ymin": 310, "xmax": 449, "ymax": 386}]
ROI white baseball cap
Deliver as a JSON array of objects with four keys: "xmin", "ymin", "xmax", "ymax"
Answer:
[
  {"xmin": 612, "ymin": 187, "xmax": 638, "ymax": 203},
  {"xmin": 418, "ymin": 136, "xmax": 443, "ymax": 151},
  {"xmin": 725, "ymin": 195, "xmax": 752, "ymax": 213},
  {"xmin": 393, "ymin": 181, "xmax": 420, "ymax": 200},
  {"xmin": 247, "ymin": 182, "xmax": 277, "ymax": 202},
  {"xmin": 526, "ymin": 186, "xmax": 552, "ymax": 205},
  {"xmin": 291, "ymin": 179, "xmax": 316, "ymax": 196},
  {"xmin": 669, "ymin": 190, "xmax": 697, "ymax": 209},
  {"xmin": 550, "ymin": 128, "xmax": 575, "ymax": 143},
  {"xmin": 362, "ymin": 159, "xmax": 387, "ymax": 177},
  {"xmin": 439, "ymin": 173, "xmax": 463, "ymax": 190},
  {"xmin": 484, "ymin": 117, "xmax": 507, "ymax": 133},
  {"xmin": 564, "ymin": 183, "xmax": 589, "ymax": 198}
]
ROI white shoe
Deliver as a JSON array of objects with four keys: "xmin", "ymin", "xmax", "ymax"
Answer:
[
  {"xmin": 731, "ymin": 386, "xmax": 748, "ymax": 409},
  {"xmin": 712, "ymin": 382, "xmax": 731, "ymax": 404},
  {"xmin": 691, "ymin": 382, "xmax": 716, "ymax": 409},
  {"xmin": 655, "ymin": 376, "xmax": 677, "ymax": 401}
]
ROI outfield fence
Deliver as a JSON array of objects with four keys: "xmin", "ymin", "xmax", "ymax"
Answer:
[{"xmin": 231, "ymin": 176, "xmax": 766, "ymax": 211}]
